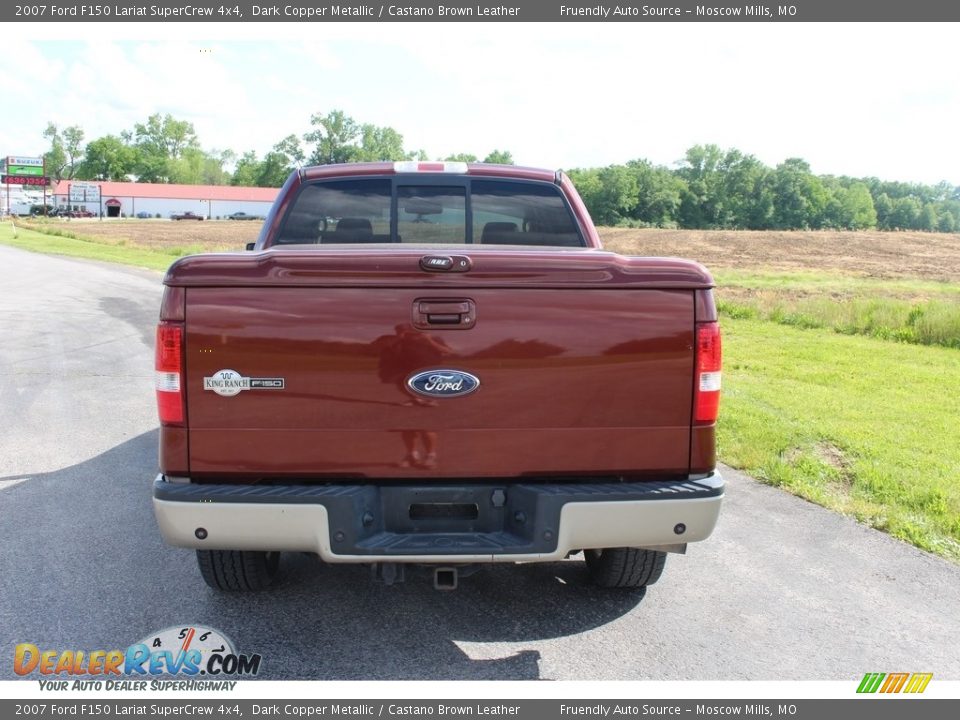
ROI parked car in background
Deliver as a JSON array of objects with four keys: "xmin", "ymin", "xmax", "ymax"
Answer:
[
  {"xmin": 227, "ymin": 211, "xmax": 264, "ymax": 221},
  {"xmin": 171, "ymin": 211, "xmax": 205, "ymax": 221},
  {"xmin": 136, "ymin": 211, "xmax": 153, "ymax": 219},
  {"xmin": 65, "ymin": 209, "xmax": 95, "ymax": 218}
]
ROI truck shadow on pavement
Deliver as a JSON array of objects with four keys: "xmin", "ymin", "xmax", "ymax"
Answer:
[{"xmin": 0, "ymin": 430, "xmax": 648, "ymax": 681}]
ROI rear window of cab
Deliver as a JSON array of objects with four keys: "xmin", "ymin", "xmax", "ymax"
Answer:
[{"xmin": 274, "ymin": 177, "xmax": 584, "ymax": 247}]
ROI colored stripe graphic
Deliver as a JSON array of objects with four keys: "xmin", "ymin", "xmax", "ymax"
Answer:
[
  {"xmin": 904, "ymin": 673, "xmax": 933, "ymax": 694},
  {"xmin": 880, "ymin": 673, "xmax": 909, "ymax": 693},
  {"xmin": 857, "ymin": 673, "xmax": 885, "ymax": 693},
  {"xmin": 857, "ymin": 672, "xmax": 932, "ymax": 694}
]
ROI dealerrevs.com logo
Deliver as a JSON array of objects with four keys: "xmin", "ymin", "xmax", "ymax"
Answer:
[{"xmin": 14, "ymin": 626, "xmax": 261, "ymax": 690}]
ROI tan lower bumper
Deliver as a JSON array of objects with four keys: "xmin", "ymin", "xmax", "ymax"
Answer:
[{"xmin": 153, "ymin": 492, "xmax": 723, "ymax": 564}]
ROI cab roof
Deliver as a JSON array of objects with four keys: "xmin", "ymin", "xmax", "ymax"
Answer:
[{"xmin": 300, "ymin": 162, "xmax": 559, "ymax": 184}]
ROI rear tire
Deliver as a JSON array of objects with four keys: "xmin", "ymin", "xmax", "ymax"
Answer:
[
  {"xmin": 585, "ymin": 547, "xmax": 666, "ymax": 589},
  {"xmin": 196, "ymin": 550, "xmax": 280, "ymax": 591}
]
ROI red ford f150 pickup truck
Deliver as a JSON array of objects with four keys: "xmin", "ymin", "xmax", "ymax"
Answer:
[{"xmin": 153, "ymin": 161, "xmax": 723, "ymax": 592}]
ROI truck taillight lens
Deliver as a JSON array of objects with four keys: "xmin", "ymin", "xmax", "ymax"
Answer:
[
  {"xmin": 393, "ymin": 161, "xmax": 468, "ymax": 174},
  {"xmin": 155, "ymin": 323, "xmax": 184, "ymax": 425},
  {"xmin": 694, "ymin": 321, "xmax": 722, "ymax": 425}
]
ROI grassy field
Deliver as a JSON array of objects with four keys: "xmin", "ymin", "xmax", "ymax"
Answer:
[
  {"xmin": 16, "ymin": 217, "xmax": 257, "ymax": 255},
  {"xmin": 0, "ymin": 220, "xmax": 182, "ymax": 272},
  {"xmin": 722, "ymin": 318, "xmax": 960, "ymax": 561},
  {"xmin": 601, "ymin": 227, "xmax": 960, "ymax": 282},
  {"xmin": 3, "ymin": 218, "xmax": 959, "ymax": 560},
  {"xmin": 604, "ymin": 228, "xmax": 960, "ymax": 350}
]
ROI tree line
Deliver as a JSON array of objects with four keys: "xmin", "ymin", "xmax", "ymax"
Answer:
[
  {"xmin": 40, "ymin": 113, "xmax": 959, "ymax": 232},
  {"xmin": 567, "ymin": 147, "xmax": 960, "ymax": 233},
  {"xmin": 41, "ymin": 111, "xmax": 513, "ymax": 190}
]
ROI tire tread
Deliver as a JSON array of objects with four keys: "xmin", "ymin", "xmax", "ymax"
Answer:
[
  {"xmin": 585, "ymin": 547, "xmax": 667, "ymax": 589},
  {"xmin": 196, "ymin": 550, "xmax": 279, "ymax": 591}
]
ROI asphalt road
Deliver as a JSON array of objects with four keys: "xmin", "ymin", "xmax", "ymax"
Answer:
[{"xmin": 1, "ymin": 244, "xmax": 959, "ymax": 681}]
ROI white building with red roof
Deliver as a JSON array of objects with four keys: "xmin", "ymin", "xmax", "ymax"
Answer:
[{"xmin": 50, "ymin": 180, "xmax": 279, "ymax": 219}]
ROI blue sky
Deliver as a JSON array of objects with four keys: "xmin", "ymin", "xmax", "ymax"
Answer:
[{"xmin": 4, "ymin": 23, "xmax": 959, "ymax": 185}]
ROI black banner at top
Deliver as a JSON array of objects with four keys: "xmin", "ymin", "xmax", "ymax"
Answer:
[{"xmin": 5, "ymin": 0, "xmax": 960, "ymax": 22}]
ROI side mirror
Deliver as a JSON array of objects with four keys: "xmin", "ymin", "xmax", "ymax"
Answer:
[{"xmin": 245, "ymin": 242, "xmax": 256, "ymax": 251}]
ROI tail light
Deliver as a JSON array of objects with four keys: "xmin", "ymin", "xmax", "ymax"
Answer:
[
  {"xmin": 694, "ymin": 321, "xmax": 722, "ymax": 425},
  {"xmin": 156, "ymin": 323, "xmax": 184, "ymax": 425},
  {"xmin": 393, "ymin": 161, "xmax": 468, "ymax": 173}
]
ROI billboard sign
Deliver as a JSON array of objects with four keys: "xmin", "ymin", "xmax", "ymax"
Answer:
[
  {"xmin": 6, "ymin": 156, "xmax": 44, "ymax": 177},
  {"xmin": 69, "ymin": 182, "xmax": 101, "ymax": 203},
  {"xmin": 2, "ymin": 175, "xmax": 51, "ymax": 186}
]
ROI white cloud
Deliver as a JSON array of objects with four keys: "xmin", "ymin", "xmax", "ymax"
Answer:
[{"xmin": 3, "ymin": 23, "xmax": 958, "ymax": 184}]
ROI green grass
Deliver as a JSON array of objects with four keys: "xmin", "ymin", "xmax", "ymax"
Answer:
[
  {"xmin": 718, "ymin": 296, "xmax": 960, "ymax": 348},
  {"xmin": 0, "ymin": 221, "xmax": 176, "ymax": 272},
  {"xmin": 720, "ymin": 317, "xmax": 960, "ymax": 561},
  {"xmin": 715, "ymin": 269, "xmax": 960, "ymax": 348},
  {"xmin": 714, "ymin": 268, "xmax": 960, "ymax": 299}
]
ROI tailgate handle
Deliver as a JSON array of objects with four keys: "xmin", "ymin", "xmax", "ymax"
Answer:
[{"xmin": 414, "ymin": 299, "xmax": 476, "ymax": 329}]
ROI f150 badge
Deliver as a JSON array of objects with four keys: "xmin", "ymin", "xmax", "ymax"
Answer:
[
  {"xmin": 407, "ymin": 369, "xmax": 480, "ymax": 398},
  {"xmin": 203, "ymin": 369, "xmax": 285, "ymax": 397}
]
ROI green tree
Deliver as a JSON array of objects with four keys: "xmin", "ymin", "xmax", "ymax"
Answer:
[
  {"xmin": 566, "ymin": 168, "xmax": 603, "ymax": 222},
  {"xmin": 43, "ymin": 122, "xmax": 85, "ymax": 182},
  {"xmin": 770, "ymin": 158, "xmax": 829, "ymax": 229},
  {"xmin": 273, "ymin": 135, "xmax": 305, "ymax": 168},
  {"xmin": 135, "ymin": 113, "xmax": 198, "ymax": 157},
  {"xmin": 167, "ymin": 147, "xmax": 206, "ymax": 184},
  {"xmin": 889, "ymin": 197, "xmax": 921, "ymax": 229},
  {"xmin": 356, "ymin": 125, "xmax": 408, "ymax": 161},
  {"xmin": 304, "ymin": 110, "xmax": 361, "ymax": 165},
  {"xmin": 676, "ymin": 144, "xmax": 725, "ymax": 227},
  {"xmin": 132, "ymin": 113, "xmax": 200, "ymax": 183},
  {"xmin": 626, "ymin": 159, "xmax": 685, "ymax": 226},
  {"xmin": 303, "ymin": 110, "xmax": 421, "ymax": 166},
  {"xmin": 248, "ymin": 136, "xmax": 310, "ymax": 187},
  {"xmin": 742, "ymin": 172, "xmax": 776, "ymax": 230},
  {"xmin": 78, "ymin": 134, "xmax": 136, "ymax": 181},
  {"xmin": 820, "ymin": 178, "xmax": 877, "ymax": 230},
  {"xmin": 255, "ymin": 151, "xmax": 294, "ymax": 187},
  {"xmin": 842, "ymin": 182, "xmax": 878, "ymax": 229},
  {"xmin": 918, "ymin": 203, "xmax": 938, "ymax": 232},
  {"xmin": 717, "ymin": 150, "xmax": 771, "ymax": 228},
  {"xmin": 938, "ymin": 210, "xmax": 957, "ymax": 233},
  {"xmin": 445, "ymin": 153, "xmax": 478, "ymax": 162},
  {"xmin": 483, "ymin": 150, "xmax": 514, "ymax": 165},
  {"xmin": 569, "ymin": 165, "xmax": 638, "ymax": 226},
  {"xmin": 201, "ymin": 150, "xmax": 235, "ymax": 186},
  {"xmin": 873, "ymin": 192, "xmax": 894, "ymax": 230},
  {"xmin": 820, "ymin": 179, "xmax": 842, "ymax": 229},
  {"xmin": 229, "ymin": 141, "xmax": 301, "ymax": 189},
  {"xmin": 231, "ymin": 151, "xmax": 261, "ymax": 187}
]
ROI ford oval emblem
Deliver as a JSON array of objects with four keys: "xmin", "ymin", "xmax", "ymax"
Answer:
[{"xmin": 407, "ymin": 369, "xmax": 480, "ymax": 398}]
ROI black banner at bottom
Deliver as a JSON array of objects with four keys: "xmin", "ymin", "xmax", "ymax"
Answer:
[{"xmin": 1, "ymin": 699, "xmax": 956, "ymax": 720}]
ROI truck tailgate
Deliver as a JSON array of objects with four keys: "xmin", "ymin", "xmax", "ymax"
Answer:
[{"xmin": 183, "ymin": 282, "xmax": 695, "ymax": 479}]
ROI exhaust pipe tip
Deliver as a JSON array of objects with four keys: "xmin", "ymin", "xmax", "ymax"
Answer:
[{"xmin": 434, "ymin": 567, "xmax": 458, "ymax": 591}]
